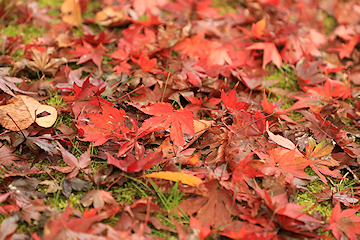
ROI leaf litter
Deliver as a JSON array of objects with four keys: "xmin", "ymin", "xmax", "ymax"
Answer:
[{"xmin": 2, "ymin": 0, "xmax": 360, "ymax": 239}]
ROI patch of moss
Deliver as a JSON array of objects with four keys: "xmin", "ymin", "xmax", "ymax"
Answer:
[
  {"xmin": 45, "ymin": 93, "xmax": 66, "ymax": 108},
  {"xmin": 323, "ymin": 12, "xmax": 337, "ymax": 35},
  {"xmin": 212, "ymin": 0, "xmax": 243, "ymax": 14},
  {"xmin": 111, "ymin": 180, "xmax": 150, "ymax": 204},
  {"xmin": 17, "ymin": 219, "xmax": 43, "ymax": 235},
  {"xmin": 152, "ymin": 227, "xmax": 178, "ymax": 240},
  {"xmin": 297, "ymin": 180, "xmax": 333, "ymax": 217},
  {"xmin": 1, "ymin": 24, "xmax": 46, "ymax": 44},
  {"xmin": 38, "ymin": 0, "xmax": 62, "ymax": 18},
  {"xmin": 44, "ymin": 191, "xmax": 85, "ymax": 212},
  {"xmin": 0, "ymin": 213, "xmax": 8, "ymax": 224},
  {"xmin": 266, "ymin": 66, "xmax": 300, "ymax": 92},
  {"xmin": 305, "ymin": 167, "xmax": 318, "ymax": 177},
  {"xmin": 102, "ymin": 212, "xmax": 121, "ymax": 226}
]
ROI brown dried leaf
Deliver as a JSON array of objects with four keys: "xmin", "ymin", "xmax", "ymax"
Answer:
[{"xmin": 0, "ymin": 95, "xmax": 57, "ymax": 131}]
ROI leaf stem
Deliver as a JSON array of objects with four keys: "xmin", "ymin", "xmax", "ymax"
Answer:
[{"xmin": 161, "ymin": 72, "xmax": 171, "ymax": 102}]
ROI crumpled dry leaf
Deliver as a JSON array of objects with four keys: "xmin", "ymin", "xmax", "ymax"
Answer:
[
  {"xmin": 0, "ymin": 95, "xmax": 57, "ymax": 131},
  {"xmin": 94, "ymin": 6, "xmax": 128, "ymax": 27},
  {"xmin": 157, "ymin": 21, "xmax": 191, "ymax": 48},
  {"xmin": 13, "ymin": 47, "xmax": 67, "ymax": 77}
]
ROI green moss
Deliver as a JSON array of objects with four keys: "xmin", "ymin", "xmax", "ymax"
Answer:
[
  {"xmin": 102, "ymin": 213, "xmax": 121, "ymax": 226},
  {"xmin": 45, "ymin": 93, "xmax": 66, "ymax": 108},
  {"xmin": 38, "ymin": 0, "xmax": 62, "ymax": 17},
  {"xmin": 0, "ymin": 213, "xmax": 8, "ymax": 224},
  {"xmin": 44, "ymin": 192, "xmax": 85, "ymax": 211},
  {"xmin": 305, "ymin": 167, "xmax": 318, "ymax": 177},
  {"xmin": 323, "ymin": 12, "xmax": 337, "ymax": 35},
  {"xmin": 111, "ymin": 180, "xmax": 150, "ymax": 204},
  {"xmin": 152, "ymin": 227, "xmax": 178, "ymax": 240},
  {"xmin": 266, "ymin": 66, "xmax": 300, "ymax": 92},
  {"xmin": 1, "ymin": 24, "xmax": 46, "ymax": 44},
  {"xmin": 297, "ymin": 180, "xmax": 333, "ymax": 217},
  {"xmin": 17, "ymin": 219, "xmax": 43, "ymax": 235},
  {"xmin": 56, "ymin": 113, "xmax": 73, "ymax": 128},
  {"xmin": 212, "ymin": 0, "xmax": 242, "ymax": 14}
]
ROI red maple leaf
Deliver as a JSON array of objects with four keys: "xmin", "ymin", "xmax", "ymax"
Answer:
[
  {"xmin": 255, "ymin": 147, "xmax": 312, "ymax": 184},
  {"xmin": 185, "ymin": 95, "xmax": 221, "ymax": 113},
  {"xmin": 328, "ymin": 35, "xmax": 359, "ymax": 59},
  {"xmin": 324, "ymin": 202, "xmax": 360, "ymax": 240},
  {"xmin": 179, "ymin": 57, "xmax": 207, "ymax": 87},
  {"xmin": 178, "ymin": 180, "xmax": 241, "ymax": 227},
  {"xmin": 132, "ymin": 0, "xmax": 167, "ymax": 16},
  {"xmin": 246, "ymin": 42, "xmax": 282, "ymax": 69},
  {"xmin": 78, "ymin": 104, "xmax": 131, "ymax": 146},
  {"xmin": 106, "ymin": 148, "xmax": 162, "ymax": 172},
  {"xmin": 173, "ymin": 32, "xmax": 212, "ymax": 59},
  {"xmin": 131, "ymin": 53, "xmax": 159, "ymax": 73},
  {"xmin": 221, "ymin": 89, "xmax": 250, "ymax": 112},
  {"xmin": 70, "ymin": 41, "xmax": 105, "ymax": 73},
  {"xmin": 138, "ymin": 102, "xmax": 195, "ymax": 146},
  {"xmin": 61, "ymin": 73, "xmax": 106, "ymax": 102}
]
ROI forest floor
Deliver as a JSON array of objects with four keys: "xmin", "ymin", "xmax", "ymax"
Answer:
[{"xmin": 1, "ymin": 0, "xmax": 360, "ymax": 239}]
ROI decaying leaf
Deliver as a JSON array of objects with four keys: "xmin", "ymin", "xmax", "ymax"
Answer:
[
  {"xmin": 0, "ymin": 95, "xmax": 57, "ymax": 131},
  {"xmin": 61, "ymin": 0, "xmax": 82, "ymax": 27}
]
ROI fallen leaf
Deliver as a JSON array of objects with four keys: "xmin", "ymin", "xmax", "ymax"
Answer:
[
  {"xmin": 0, "ymin": 95, "xmax": 57, "ymax": 131},
  {"xmin": 138, "ymin": 102, "xmax": 195, "ymax": 147},
  {"xmin": 324, "ymin": 202, "xmax": 360, "ymax": 240},
  {"xmin": 144, "ymin": 171, "xmax": 202, "ymax": 186},
  {"xmin": 246, "ymin": 42, "xmax": 282, "ymax": 69},
  {"xmin": 61, "ymin": 0, "xmax": 82, "ymax": 27}
]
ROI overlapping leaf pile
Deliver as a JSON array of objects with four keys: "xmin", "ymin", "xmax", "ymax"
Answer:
[{"xmin": 2, "ymin": 0, "xmax": 360, "ymax": 239}]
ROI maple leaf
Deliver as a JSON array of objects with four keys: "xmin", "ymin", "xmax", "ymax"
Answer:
[
  {"xmin": 50, "ymin": 143, "xmax": 91, "ymax": 179},
  {"xmin": 281, "ymin": 35, "xmax": 322, "ymax": 64},
  {"xmin": 313, "ymin": 185, "xmax": 359, "ymax": 207},
  {"xmin": 138, "ymin": 102, "xmax": 195, "ymax": 147},
  {"xmin": 106, "ymin": 148, "xmax": 162, "ymax": 173},
  {"xmin": 251, "ymin": 17, "xmax": 266, "ymax": 39},
  {"xmin": 324, "ymin": 202, "xmax": 360, "ymax": 240},
  {"xmin": 113, "ymin": 60, "xmax": 131, "ymax": 75},
  {"xmin": 255, "ymin": 147, "xmax": 312, "ymax": 184},
  {"xmin": 78, "ymin": 104, "xmax": 130, "ymax": 146},
  {"xmin": 246, "ymin": 42, "xmax": 282, "ymax": 69},
  {"xmin": 81, "ymin": 190, "xmax": 118, "ymax": 209},
  {"xmin": 221, "ymin": 89, "xmax": 250, "ymax": 112},
  {"xmin": 131, "ymin": 54, "xmax": 159, "ymax": 73},
  {"xmin": 185, "ymin": 95, "xmax": 221, "ymax": 113},
  {"xmin": 70, "ymin": 41, "xmax": 105, "ymax": 73},
  {"xmin": 178, "ymin": 180, "xmax": 240, "ymax": 228},
  {"xmin": 61, "ymin": 73, "xmax": 106, "ymax": 102},
  {"xmin": 328, "ymin": 35, "xmax": 359, "ymax": 59},
  {"xmin": 0, "ymin": 142, "xmax": 20, "ymax": 167},
  {"xmin": 0, "ymin": 68, "xmax": 36, "ymax": 97},
  {"xmin": 231, "ymin": 110, "xmax": 266, "ymax": 137},
  {"xmin": 43, "ymin": 202, "xmax": 107, "ymax": 240},
  {"xmin": 0, "ymin": 216, "xmax": 26, "ymax": 240},
  {"xmin": 133, "ymin": 0, "xmax": 167, "ymax": 16},
  {"xmin": 173, "ymin": 32, "xmax": 212, "ymax": 59},
  {"xmin": 306, "ymin": 138, "xmax": 342, "ymax": 183},
  {"xmin": 179, "ymin": 57, "xmax": 207, "ymax": 87},
  {"xmin": 207, "ymin": 41, "xmax": 233, "ymax": 66}
]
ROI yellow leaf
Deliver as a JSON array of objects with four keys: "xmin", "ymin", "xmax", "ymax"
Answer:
[{"xmin": 144, "ymin": 171, "xmax": 202, "ymax": 186}]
